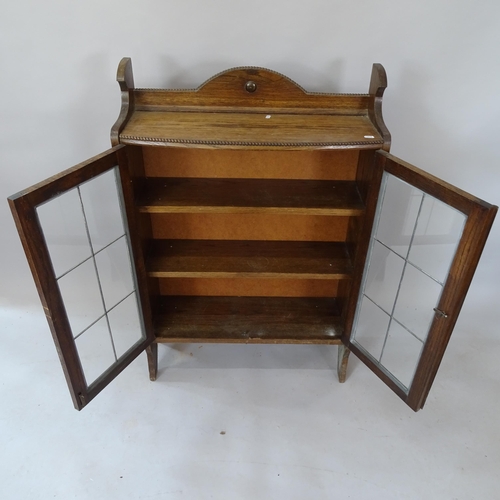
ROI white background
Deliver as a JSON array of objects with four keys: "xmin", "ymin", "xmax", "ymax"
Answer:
[{"xmin": 1, "ymin": 1, "xmax": 499, "ymax": 499}]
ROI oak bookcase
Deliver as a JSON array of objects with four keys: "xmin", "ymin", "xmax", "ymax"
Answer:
[{"xmin": 9, "ymin": 59, "xmax": 496, "ymax": 411}]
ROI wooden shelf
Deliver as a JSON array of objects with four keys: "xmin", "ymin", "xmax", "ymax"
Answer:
[
  {"xmin": 146, "ymin": 240, "xmax": 353, "ymax": 279},
  {"xmin": 120, "ymin": 111, "xmax": 384, "ymax": 149},
  {"xmin": 137, "ymin": 178, "xmax": 364, "ymax": 215},
  {"xmin": 154, "ymin": 296, "xmax": 343, "ymax": 344}
]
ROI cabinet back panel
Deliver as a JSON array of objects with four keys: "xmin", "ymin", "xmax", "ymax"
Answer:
[
  {"xmin": 142, "ymin": 148, "xmax": 359, "ymax": 180},
  {"xmin": 148, "ymin": 213, "xmax": 350, "ymax": 241},
  {"xmin": 158, "ymin": 277, "xmax": 340, "ymax": 297}
]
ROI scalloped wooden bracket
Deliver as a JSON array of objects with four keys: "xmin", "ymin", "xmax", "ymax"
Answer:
[
  {"xmin": 132, "ymin": 66, "xmax": 371, "ymax": 113},
  {"xmin": 368, "ymin": 63, "xmax": 391, "ymax": 151},
  {"xmin": 110, "ymin": 57, "xmax": 135, "ymax": 146},
  {"xmin": 136, "ymin": 66, "xmax": 368, "ymax": 97},
  {"xmin": 186, "ymin": 66, "xmax": 371, "ymax": 108}
]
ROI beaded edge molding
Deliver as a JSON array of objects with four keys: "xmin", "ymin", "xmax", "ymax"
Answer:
[
  {"xmin": 120, "ymin": 135, "xmax": 384, "ymax": 147},
  {"xmin": 135, "ymin": 89, "xmax": 370, "ymax": 97}
]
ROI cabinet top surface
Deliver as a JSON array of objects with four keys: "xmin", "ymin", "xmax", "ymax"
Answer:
[
  {"xmin": 120, "ymin": 110, "xmax": 384, "ymax": 149},
  {"xmin": 115, "ymin": 64, "xmax": 389, "ymax": 150}
]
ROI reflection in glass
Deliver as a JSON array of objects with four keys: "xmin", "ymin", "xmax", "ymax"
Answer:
[
  {"xmin": 352, "ymin": 171, "xmax": 467, "ymax": 394},
  {"xmin": 375, "ymin": 175, "xmax": 423, "ymax": 259},
  {"xmin": 107, "ymin": 293, "xmax": 145, "ymax": 359},
  {"xmin": 57, "ymin": 258, "xmax": 105, "ymax": 336},
  {"xmin": 36, "ymin": 188, "xmax": 91, "ymax": 278},
  {"xmin": 364, "ymin": 241, "xmax": 405, "ymax": 314},
  {"xmin": 352, "ymin": 296, "xmax": 390, "ymax": 361},
  {"xmin": 74, "ymin": 317, "xmax": 116, "ymax": 386},
  {"xmin": 393, "ymin": 264, "xmax": 443, "ymax": 342},
  {"xmin": 35, "ymin": 165, "xmax": 148, "ymax": 390},
  {"xmin": 79, "ymin": 168, "xmax": 125, "ymax": 252},
  {"xmin": 380, "ymin": 321, "xmax": 423, "ymax": 390},
  {"xmin": 408, "ymin": 196, "xmax": 466, "ymax": 284},
  {"xmin": 94, "ymin": 236, "xmax": 134, "ymax": 310}
]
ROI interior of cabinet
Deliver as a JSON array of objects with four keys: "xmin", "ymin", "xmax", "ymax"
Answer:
[{"xmin": 126, "ymin": 146, "xmax": 377, "ymax": 345}]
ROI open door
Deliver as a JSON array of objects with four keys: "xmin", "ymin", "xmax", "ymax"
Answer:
[
  {"xmin": 346, "ymin": 150, "xmax": 497, "ymax": 411},
  {"xmin": 9, "ymin": 145, "xmax": 154, "ymax": 410}
]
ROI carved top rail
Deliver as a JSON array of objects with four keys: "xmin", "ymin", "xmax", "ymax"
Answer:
[{"xmin": 111, "ymin": 58, "xmax": 390, "ymax": 150}]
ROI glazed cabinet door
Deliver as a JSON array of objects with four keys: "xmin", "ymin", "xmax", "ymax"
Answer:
[
  {"xmin": 9, "ymin": 146, "xmax": 154, "ymax": 410},
  {"xmin": 345, "ymin": 151, "xmax": 496, "ymax": 411}
]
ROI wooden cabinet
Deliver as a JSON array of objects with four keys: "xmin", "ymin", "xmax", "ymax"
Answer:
[{"xmin": 9, "ymin": 59, "xmax": 497, "ymax": 412}]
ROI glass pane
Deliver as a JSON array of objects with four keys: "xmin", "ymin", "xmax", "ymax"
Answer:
[
  {"xmin": 352, "ymin": 296, "xmax": 391, "ymax": 361},
  {"xmin": 380, "ymin": 320, "xmax": 423, "ymax": 390},
  {"xmin": 407, "ymin": 195, "xmax": 466, "ymax": 284},
  {"xmin": 36, "ymin": 188, "xmax": 91, "ymax": 278},
  {"xmin": 107, "ymin": 293, "xmax": 145, "ymax": 359},
  {"xmin": 79, "ymin": 169, "xmax": 125, "ymax": 252},
  {"xmin": 74, "ymin": 317, "xmax": 116, "ymax": 386},
  {"xmin": 393, "ymin": 264, "xmax": 442, "ymax": 342},
  {"xmin": 57, "ymin": 259, "xmax": 104, "ymax": 336},
  {"xmin": 375, "ymin": 175, "xmax": 423, "ymax": 259},
  {"xmin": 34, "ymin": 162, "xmax": 147, "ymax": 392},
  {"xmin": 94, "ymin": 236, "xmax": 135, "ymax": 310},
  {"xmin": 351, "ymin": 171, "xmax": 468, "ymax": 395},
  {"xmin": 364, "ymin": 241, "xmax": 405, "ymax": 314}
]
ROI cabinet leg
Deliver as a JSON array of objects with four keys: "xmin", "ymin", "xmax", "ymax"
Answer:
[
  {"xmin": 146, "ymin": 343, "xmax": 158, "ymax": 381},
  {"xmin": 337, "ymin": 345, "xmax": 350, "ymax": 383}
]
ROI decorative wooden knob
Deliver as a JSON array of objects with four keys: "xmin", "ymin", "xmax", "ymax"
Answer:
[{"xmin": 245, "ymin": 81, "xmax": 257, "ymax": 93}]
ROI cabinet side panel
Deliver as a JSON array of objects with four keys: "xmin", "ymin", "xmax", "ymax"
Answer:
[
  {"xmin": 342, "ymin": 151, "xmax": 384, "ymax": 337},
  {"xmin": 341, "ymin": 151, "xmax": 377, "ymax": 328},
  {"xmin": 119, "ymin": 147, "xmax": 160, "ymax": 318}
]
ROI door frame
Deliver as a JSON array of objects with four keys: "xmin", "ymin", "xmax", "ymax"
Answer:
[
  {"xmin": 343, "ymin": 150, "xmax": 497, "ymax": 411},
  {"xmin": 8, "ymin": 145, "xmax": 154, "ymax": 410}
]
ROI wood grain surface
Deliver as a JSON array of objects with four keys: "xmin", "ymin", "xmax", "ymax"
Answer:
[
  {"xmin": 146, "ymin": 240, "xmax": 352, "ymax": 279},
  {"xmin": 154, "ymin": 296, "xmax": 343, "ymax": 344},
  {"xmin": 121, "ymin": 111, "xmax": 383, "ymax": 149},
  {"xmin": 137, "ymin": 178, "xmax": 364, "ymax": 215}
]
